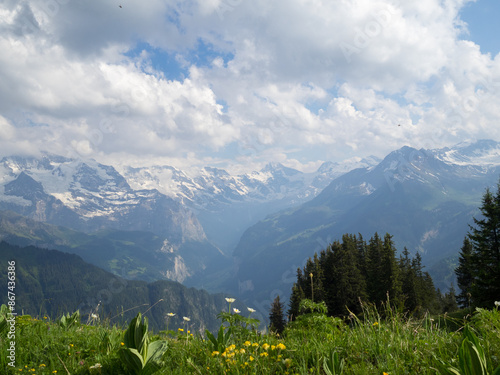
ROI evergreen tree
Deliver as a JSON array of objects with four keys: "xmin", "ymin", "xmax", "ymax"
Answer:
[
  {"xmin": 455, "ymin": 237, "xmax": 474, "ymax": 308},
  {"xmin": 460, "ymin": 184, "xmax": 500, "ymax": 307},
  {"xmin": 269, "ymin": 295, "xmax": 286, "ymax": 335},
  {"xmin": 441, "ymin": 284, "xmax": 458, "ymax": 313},
  {"xmin": 288, "ymin": 278, "xmax": 305, "ymax": 321},
  {"xmin": 365, "ymin": 233, "xmax": 385, "ymax": 306}
]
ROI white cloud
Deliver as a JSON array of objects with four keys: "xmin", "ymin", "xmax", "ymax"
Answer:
[{"xmin": 0, "ymin": 0, "xmax": 499, "ymax": 172}]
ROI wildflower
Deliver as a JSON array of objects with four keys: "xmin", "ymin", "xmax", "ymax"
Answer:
[
  {"xmin": 225, "ymin": 298, "xmax": 236, "ymax": 303},
  {"xmin": 249, "ymin": 356, "xmax": 254, "ymax": 362},
  {"xmin": 252, "ymin": 342, "xmax": 259, "ymax": 347},
  {"xmin": 183, "ymin": 316, "xmax": 190, "ymax": 322},
  {"xmin": 233, "ymin": 308, "xmax": 241, "ymax": 314},
  {"xmin": 276, "ymin": 343, "xmax": 286, "ymax": 350},
  {"xmin": 373, "ymin": 322, "xmax": 379, "ymax": 326},
  {"xmin": 167, "ymin": 312, "xmax": 175, "ymax": 317},
  {"xmin": 260, "ymin": 352, "xmax": 268, "ymax": 357},
  {"xmin": 212, "ymin": 351, "xmax": 220, "ymax": 356},
  {"xmin": 91, "ymin": 313, "xmax": 98, "ymax": 319},
  {"xmin": 243, "ymin": 341, "xmax": 251, "ymax": 347},
  {"xmin": 495, "ymin": 301, "xmax": 500, "ymax": 308},
  {"xmin": 39, "ymin": 364, "xmax": 46, "ymax": 367},
  {"xmin": 121, "ymin": 342, "xmax": 125, "ymax": 346},
  {"xmin": 239, "ymin": 348, "xmax": 246, "ymax": 354},
  {"xmin": 178, "ymin": 328, "xmax": 184, "ymax": 332},
  {"xmin": 89, "ymin": 363, "xmax": 102, "ymax": 370},
  {"xmin": 262, "ymin": 343, "xmax": 270, "ymax": 351},
  {"xmin": 70, "ymin": 344, "xmax": 74, "ymax": 347},
  {"xmin": 383, "ymin": 373, "xmax": 389, "ymax": 375},
  {"xmin": 44, "ymin": 316, "xmax": 48, "ymax": 319},
  {"xmin": 247, "ymin": 307, "xmax": 256, "ymax": 313}
]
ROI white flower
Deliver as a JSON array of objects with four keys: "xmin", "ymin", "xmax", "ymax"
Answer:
[
  {"xmin": 183, "ymin": 316, "xmax": 191, "ymax": 322},
  {"xmin": 91, "ymin": 314, "xmax": 98, "ymax": 319},
  {"xmin": 90, "ymin": 363, "xmax": 102, "ymax": 369},
  {"xmin": 225, "ymin": 297, "xmax": 236, "ymax": 303},
  {"xmin": 495, "ymin": 301, "xmax": 500, "ymax": 307},
  {"xmin": 167, "ymin": 313, "xmax": 176, "ymax": 317},
  {"xmin": 247, "ymin": 307, "xmax": 256, "ymax": 313},
  {"xmin": 233, "ymin": 308, "xmax": 241, "ymax": 314}
]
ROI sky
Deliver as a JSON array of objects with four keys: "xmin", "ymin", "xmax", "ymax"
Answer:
[{"xmin": 1, "ymin": 0, "xmax": 500, "ymax": 173}]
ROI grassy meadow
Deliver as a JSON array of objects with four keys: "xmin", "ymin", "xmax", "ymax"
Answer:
[{"xmin": 1, "ymin": 300, "xmax": 500, "ymax": 375}]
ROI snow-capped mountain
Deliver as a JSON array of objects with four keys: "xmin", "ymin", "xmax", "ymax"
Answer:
[
  {"xmin": 0, "ymin": 151, "xmax": 380, "ymax": 283},
  {"xmin": 227, "ymin": 140, "xmax": 500, "ymax": 306}
]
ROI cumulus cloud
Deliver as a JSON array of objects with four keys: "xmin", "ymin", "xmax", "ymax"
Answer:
[{"xmin": 0, "ymin": 0, "xmax": 499, "ymax": 171}]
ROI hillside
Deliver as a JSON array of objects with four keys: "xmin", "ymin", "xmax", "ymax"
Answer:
[{"xmin": 0, "ymin": 242, "xmax": 245, "ymax": 333}]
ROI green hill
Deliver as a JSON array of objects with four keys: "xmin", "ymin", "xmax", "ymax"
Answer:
[{"xmin": 0, "ymin": 241, "xmax": 242, "ymax": 333}]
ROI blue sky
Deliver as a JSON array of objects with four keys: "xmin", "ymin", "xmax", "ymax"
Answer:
[
  {"xmin": 1, "ymin": 0, "xmax": 500, "ymax": 173},
  {"xmin": 460, "ymin": 0, "xmax": 500, "ymax": 56}
]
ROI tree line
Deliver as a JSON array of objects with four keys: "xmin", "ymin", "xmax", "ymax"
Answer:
[{"xmin": 285, "ymin": 232, "xmax": 454, "ymax": 321}]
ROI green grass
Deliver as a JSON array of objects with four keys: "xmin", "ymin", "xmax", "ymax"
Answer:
[{"xmin": 1, "ymin": 302, "xmax": 499, "ymax": 375}]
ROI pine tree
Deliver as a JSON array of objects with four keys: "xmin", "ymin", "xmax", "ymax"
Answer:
[
  {"xmin": 464, "ymin": 185, "xmax": 500, "ymax": 307},
  {"xmin": 269, "ymin": 295, "xmax": 286, "ymax": 335},
  {"xmin": 455, "ymin": 237, "xmax": 474, "ymax": 308}
]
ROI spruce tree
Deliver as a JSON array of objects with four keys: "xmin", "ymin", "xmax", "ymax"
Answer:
[
  {"xmin": 269, "ymin": 295, "xmax": 286, "ymax": 335},
  {"xmin": 455, "ymin": 237, "xmax": 474, "ymax": 308},
  {"xmin": 465, "ymin": 185, "xmax": 500, "ymax": 307}
]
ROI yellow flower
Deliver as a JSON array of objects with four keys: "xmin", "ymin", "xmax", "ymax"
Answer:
[
  {"xmin": 212, "ymin": 351, "xmax": 220, "ymax": 356},
  {"xmin": 373, "ymin": 322, "xmax": 379, "ymax": 326},
  {"xmin": 249, "ymin": 356, "xmax": 254, "ymax": 362},
  {"xmin": 271, "ymin": 345, "xmax": 276, "ymax": 350},
  {"xmin": 243, "ymin": 341, "xmax": 251, "ymax": 347},
  {"xmin": 239, "ymin": 348, "xmax": 246, "ymax": 354},
  {"xmin": 260, "ymin": 352, "xmax": 268, "ymax": 357},
  {"xmin": 252, "ymin": 342, "xmax": 259, "ymax": 347},
  {"xmin": 383, "ymin": 373, "xmax": 389, "ymax": 375},
  {"xmin": 121, "ymin": 342, "xmax": 125, "ymax": 346},
  {"xmin": 44, "ymin": 316, "xmax": 48, "ymax": 319},
  {"xmin": 39, "ymin": 364, "xmax": 46, "ymax": 367},
  {"xmin": 262, "ymin": 343, "xmax": 270, "ymax": 351},
  {"xmin": 277, "ymin": 343, "xmax": 286, "ymax": 350},
  {"xmin": 178, "ymin": 328, "xmax": 184, "ymax": 332},
  {"xmin": 70, "ymin": 344, "xmax": 74, "ymax": 347}
]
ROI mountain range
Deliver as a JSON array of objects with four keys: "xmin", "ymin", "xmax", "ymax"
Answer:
[
  {"xmin": 1, "ymin": 139, "xmax": 500, "ymax": 318},
  {"xmin": 228, "ymin": 140, "xmax": 500, "ymax": 310}
]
